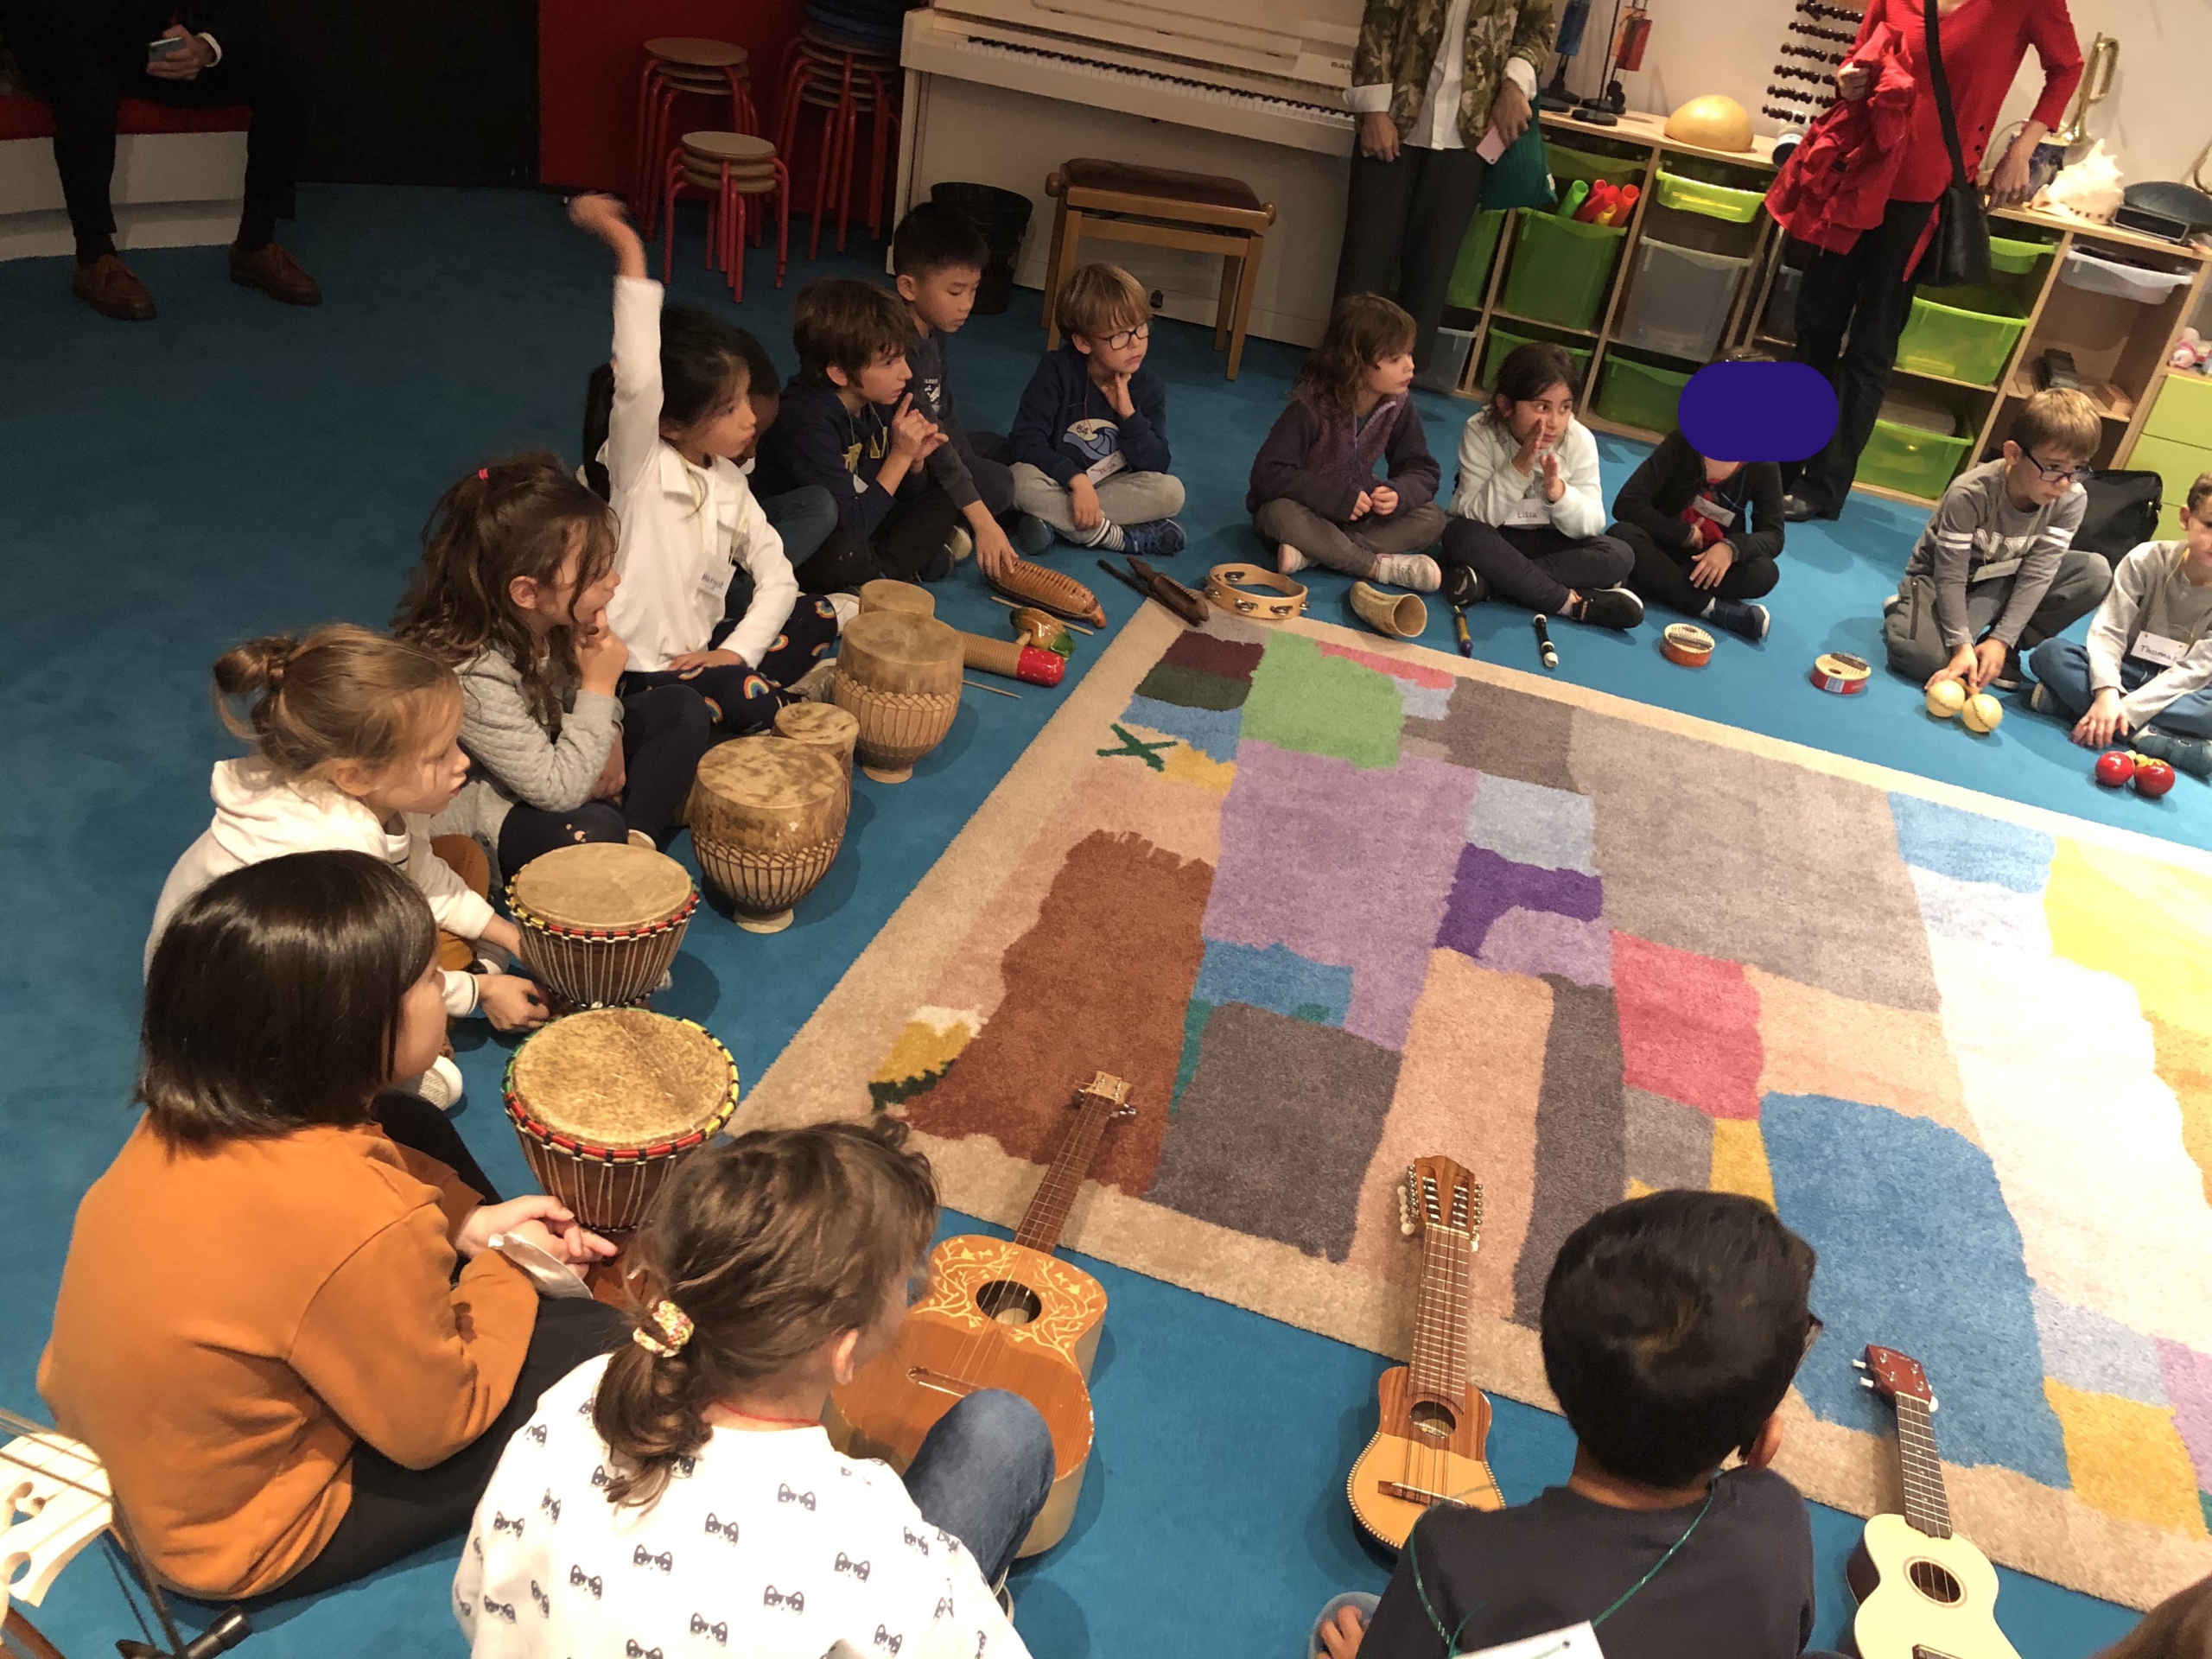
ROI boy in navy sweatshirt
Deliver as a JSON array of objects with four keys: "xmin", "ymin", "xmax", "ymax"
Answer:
[
  {"xmin": 1008, "ymin": 262, "xmax": 1187, "ymax": 557},
  {"xmin": 753, "ymin": 278, "xmax": 960, "ymax": 584}
]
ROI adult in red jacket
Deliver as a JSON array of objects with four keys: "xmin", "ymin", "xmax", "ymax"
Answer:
[{"xmin": 1772, "ymin": 0, "xmax": 2082, "ymax": 522}]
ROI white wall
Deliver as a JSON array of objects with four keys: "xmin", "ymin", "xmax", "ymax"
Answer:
[{"xmin": 1554, "ymin": 0, "xmax": 2209, "ymax": 188}]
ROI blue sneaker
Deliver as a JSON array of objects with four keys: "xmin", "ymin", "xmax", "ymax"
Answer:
[
  {"xmin": 1010, "ymin": 513, "xmax": 1054, "ymax": 557},
  {"xmin": 1120, "ymin": 517, "xmax": 1188, "ymax": 560}
]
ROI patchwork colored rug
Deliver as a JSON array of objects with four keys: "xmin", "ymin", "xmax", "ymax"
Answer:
[{"xmin": 744, "ymin": 606, "xmax": 2212, "ymax": 1610}]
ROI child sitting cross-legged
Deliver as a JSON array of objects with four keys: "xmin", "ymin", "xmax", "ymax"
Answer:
[
  {"xmin": 1315, "ymin": 1190, "xmax": 1821, "ymax": 1659},
  {"xmin": 2030, "ymin": 472, "xmax": 2212, "ymax": 778},
  {"xmin": 1008, "ymin": 261, "xmax": 1187, "ymax": 558},
  {"xmin": 455, "ymin": 1119, "xmax": 1054, "ymax": 1658},
  {"xmin": 1248, "ymin": 293, "xmax": 1446, "ymax": 592},
  {"xmin": 1610, "ymin": 423, "xmax": 1786, "ymax": 642},
  {"xmin": 1885, "ymin": 386, "xmax": 2111, "ymax": 694},
  {"xmin": 1440, "ymin": 342, "xmax": 1642, "ymax": 630}
]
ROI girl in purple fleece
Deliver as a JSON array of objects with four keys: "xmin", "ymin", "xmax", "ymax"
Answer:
[{"xmin": 1246, "ymin": 294, "xmax": 1446, "ymax": 592}]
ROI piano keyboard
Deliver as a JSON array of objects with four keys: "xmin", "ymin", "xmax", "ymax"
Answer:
[{"xmin": 950, "ymin": 35, "xmax": 1353, "ymax": 132}]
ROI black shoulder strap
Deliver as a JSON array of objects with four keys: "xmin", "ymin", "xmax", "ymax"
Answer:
[{"xmin": 1923, "ymin": 0, "xmax": 1971, "ymax": 188}]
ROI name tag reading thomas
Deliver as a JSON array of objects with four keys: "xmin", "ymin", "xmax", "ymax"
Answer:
[{"xmin": 2131, "ymin": 632, "xmax": 2187, "ymax": 668}]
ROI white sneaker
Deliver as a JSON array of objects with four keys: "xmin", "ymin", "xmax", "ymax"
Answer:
[
  {"xmin": 789, "ymin": 658, "xmax": 838, "ymax": 702},
  {"xmin": 1370, "ymin": 554, "xmax": 1442, "ymax": 593},
  {"xmin": 627, "ymin": 829, "xmax": 657, "ymax": 850},
  {"xmin": 947, "ymin": 526, "xmax": 975, "ymax": 563},
  {"xmin": 415, "ymin": 1053, "xmax": 465, "ymax": 1111},
  {"xmin": 1278, "ymin": 543, "xmax": 1310, "ymax": 576}
]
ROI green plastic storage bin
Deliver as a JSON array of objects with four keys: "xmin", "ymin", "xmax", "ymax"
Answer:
[
  {"xmin": 1501, "ymin": 209, "xmax": 1626, "ymax": 332},
  {"xmin": 1480, "ymin": 323, "xmax": 1594, "ymax": 391},
  {"xmin": 1653, "ymin": 168, "xmax": 1765, "ymax": 224},
  {"xmin": 1546, "ymin": 143, "xmax": 1645, "ymax": 189},
  {"xmin": 1857, "ymin": 417, "xmax": 1974, "ymax": 498},
  {"xmin": 1446, "ymin": 210, "xmax": 1506, "ymax": 310},
  {"xmin": 1893, "ymin": 285, "xmax": 2031, "ymax": 385},
  {"xmin": 1987, "ymin": 232, "xmax": 2056, "ymax": 275},
  {"xmin": 1593, "ymin": 354, "xmax": 1694, "ymax": 432}
]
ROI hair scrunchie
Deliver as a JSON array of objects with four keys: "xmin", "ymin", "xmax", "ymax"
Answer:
[{"xmin": 632, "ymin": 1299, "xmax": 694, "ymax": 1357}]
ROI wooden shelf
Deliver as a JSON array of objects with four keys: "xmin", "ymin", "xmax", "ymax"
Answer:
[
  {"xmin": 1852, "ymin": 479, "xmax": 1945, "ymax": 510},
  {"xmin": 1993, "ymin": 204, "xmax": 2212, "ymax": 265},
  {"xmin": 2000, "ymin": 366, "xmax": 2135, "ymax": 419},
  {"xmin": 1539, "ymin": 108, "xmax": 1782, "ymax": 173},
  {"xmin": 1581, "ymin": 412, "xmax": 1668, "ymax": 444},
  {"xmin": 1488, "ymin": 308, "xmax": 1601, "ymax": 340},
  {"xmin": 1891, "ymin": 364, "xmax": 2006, "ymax": 395}
]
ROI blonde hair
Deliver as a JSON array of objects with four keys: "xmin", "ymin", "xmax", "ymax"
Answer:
[
  {"xmin": 213, "ymin": 624, "xmax": 461, "ymax": 784},
  {"xmin": 1056, "ymin": 263, "xmax": 1149, "ymax": 341},
  {"xmin": 2012, "ymin": 389, "xmax": 2101, "ymax": 462}
]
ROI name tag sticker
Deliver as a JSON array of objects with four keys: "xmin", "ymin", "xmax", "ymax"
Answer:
[
  {"xmin": 2131, "ymin": 632, "xmax": 2187, "ymax": 667},
  {"xmin": 1690, "ymin": 494, "xmax": 1736, "ymax": 528},
  {"xmin": 1465, "ymin": 1621, "xmax": 1603, "ymax": 1659},
  {"xmin": 697, "ymin": 563, "xmax": 731, "ymax": 601},
  {"xmin": 1971, "ymin": 556, "xmax": 2024, "ymax": 584},
  {"xmin": 1085, "ymin": 451, "xmax": 1128, "ymax": 484}
]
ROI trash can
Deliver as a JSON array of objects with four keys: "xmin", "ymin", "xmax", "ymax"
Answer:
[{"xmin": 931, "ymin": 181, "xmax": 1035, "ymax": 315}]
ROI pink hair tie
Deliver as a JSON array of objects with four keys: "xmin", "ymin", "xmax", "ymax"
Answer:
[{"xmin": 477, "ymin": 467, "xmax": 489, "ymax": 480}]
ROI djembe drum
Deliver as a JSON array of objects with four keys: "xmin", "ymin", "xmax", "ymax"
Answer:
[
  {"xmin": 687, "ymin": 736, "xmax": 848, "ymax": 933},
  {"xmin": 831, "ymin": 612, "xmax": 963, "ymax": 784},
  {"xmin": 774, "ymin": 701, "xmax": 860, "ymax": 780},
  {"xmin": 507, "ymin": 842, "xmax": 697, "ymax": 1007},
  {"xmin": 504, "ymin": 1007, "xmax": 738, "ymax": 1234},
  {"xmin": 858, "ymin": 578, "xmax": 934, "ymax": 619}
]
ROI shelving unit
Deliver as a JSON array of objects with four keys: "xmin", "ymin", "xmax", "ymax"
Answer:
[{"xmin": 1446, "ymin": 108, "xmax": 2212, "ymax": 514}]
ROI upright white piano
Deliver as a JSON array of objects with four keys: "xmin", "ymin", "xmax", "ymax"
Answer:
[{"xmin": 895, "ymin": 0, "xmax": 1363, "ymax": 348}]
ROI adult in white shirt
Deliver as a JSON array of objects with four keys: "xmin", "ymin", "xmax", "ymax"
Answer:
[
  {"xmin": 456, "ymin": 1119, "xmax": 1055, "ymax": 1659},
  {"xmin": 1337, "ymin": 0, "xmax": 1555, "ymax": 390}
]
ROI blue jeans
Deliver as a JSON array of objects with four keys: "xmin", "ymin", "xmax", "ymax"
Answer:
[
  {"xmin": 901, "ymin": 1389, "xmax": 1055, "ymax": 1589},
  {"xmin": 2028, "ymin": 637, "xmax": 2212, "ymax": 738},
  {"xmin": 759, "ymin": 485, "xmax": 840, "ymax": 578}
]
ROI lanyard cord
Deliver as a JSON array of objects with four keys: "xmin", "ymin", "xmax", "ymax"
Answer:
[{"xmin": 1409, "ymin": 1484, "xmax": 1719, "ymax": 1657}]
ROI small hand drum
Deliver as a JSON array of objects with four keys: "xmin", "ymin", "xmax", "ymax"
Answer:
[
  {"xmin": 503, "ymin": 1007, "xmax": 738, "ymax": 1234},
  {"xmin": 506, "ymin": 842, "xmax": 697, "ymax": 1008}
]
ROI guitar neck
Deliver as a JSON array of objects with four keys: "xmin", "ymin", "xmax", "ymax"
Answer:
[
  {"xmin": 1406, "ymin": 1224, "xmax": 1472, "ymax": 1398},
  {"xmin": 1894, "ymin": 1395, "xmax": 1955, "ymax": 1540},
  {"xmin": 1011, "ymin": 1078, "xmax": 1125, "ymax": 1255}
]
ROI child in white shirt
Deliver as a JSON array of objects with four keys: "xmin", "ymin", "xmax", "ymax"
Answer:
[
  {"xmin": 2031, "ymin": 474, "xmax": 2212, "ymax": 775},
  {"xmin": 1440, "ymin": 341, "xmax": 1643, "ymax": 631},
  {"xmin": 456, "ymin": 1118, "xmax": 1053, "ymax": 1659},
  {"xmin": 570, "ymin": 193, "xmax": 852, "ymax": 734}
]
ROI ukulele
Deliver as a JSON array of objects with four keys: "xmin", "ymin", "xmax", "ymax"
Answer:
[
  {"xmin": 829, "ymin": 1071, "xmax": 1133, "ymax": 1556},
  {"xmin": 1346, "ymin": 1155, "xmax": 1503, "ymax": 1548},
  {"xmin": 1848, "ymin": 1344, "xmax": 2020, "ymax": 1659}
]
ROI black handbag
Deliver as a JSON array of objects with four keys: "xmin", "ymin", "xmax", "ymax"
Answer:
[
  {"xmin": 1918, "ymin": 0, "xmax": 1991, "ymax": 289},
  {"xmin": 2074, "ymin": 470, "xmax": 2165, "ymax": 565}
]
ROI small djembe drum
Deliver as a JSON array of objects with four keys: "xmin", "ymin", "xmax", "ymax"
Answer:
[
  {"xmin": 858, "ymin": 578, "xmax": 934, "ymax": 619},
  {"xmin": 687, "ymin": 736, "xmax": 848, "ymax": 933},
  {"xmin": 507, "ymin": 842, "xmax": 698, "ymax": 1008},
  {"xmin": 503, "ymin": 1007, "xmax": 738, "ymax": 1234},
  {"xmin": 831, "ymin": 612, "xmax": 963, "ymax": 784},
  {"xmin": 774, "ymin": 701, "xmax": 860, "ymax": 780}
]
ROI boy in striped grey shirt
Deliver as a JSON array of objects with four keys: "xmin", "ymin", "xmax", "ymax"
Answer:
[{"xmin": 1883, "ymin": 389, "xmax": 2110, "ymax": 692}]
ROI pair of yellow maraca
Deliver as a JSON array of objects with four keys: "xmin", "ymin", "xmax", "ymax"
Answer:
[{"xmin": 1926, "ymin": 677, "xmax": 2005, "ymax": 734}]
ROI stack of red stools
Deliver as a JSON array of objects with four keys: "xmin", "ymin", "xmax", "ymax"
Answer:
[
  {"xmin": 663, "ymin": 130, "xmax": 790, "ymax": 302},
  {"xmin": 632, "ymin": 37, "xmax": 759, "ymax": 236},
  {"xmin": 773, "ymin": 25, "xmax": 900, "ymax": 257}
]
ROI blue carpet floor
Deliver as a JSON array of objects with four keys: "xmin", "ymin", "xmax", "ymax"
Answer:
[{"xmin": 0, "ymin": 185, "xmax": 2153, "ymax": 1657}]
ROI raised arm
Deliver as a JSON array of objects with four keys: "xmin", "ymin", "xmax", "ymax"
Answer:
[{"xmin": 569, "ymin": 194, "xmax": 664, "ymax": 498}]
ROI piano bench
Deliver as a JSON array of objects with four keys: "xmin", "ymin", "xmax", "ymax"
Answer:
[{"xmin": 1044, "ymin": 158, "xmax": 1277, "ymax": 381}]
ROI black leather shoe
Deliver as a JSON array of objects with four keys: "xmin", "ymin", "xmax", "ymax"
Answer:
[{"xmin": 1782, "ymin": 493, "xmax": 1824, "ymax": 523}]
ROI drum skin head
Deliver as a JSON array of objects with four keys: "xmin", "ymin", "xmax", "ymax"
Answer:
[
  {"xmin": 509, "ymin": 1008, "xmax": 735, "ymax": 1147},
  {"xmin": 510, "ymin": 842, "xmax": 695, "ymax": 931}
]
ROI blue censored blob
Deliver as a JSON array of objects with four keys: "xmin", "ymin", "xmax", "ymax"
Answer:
[{"xmin": 1678, "ymin": 360, "xmax": 1839, "ymax": 463}]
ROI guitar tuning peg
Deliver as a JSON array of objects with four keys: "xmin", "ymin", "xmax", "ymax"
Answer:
[
  {"xmin": 1859, "ymin": 1376, "xmax": 1876, "ymax": 1389},
  {"xmin": 1851, "ymin": 1357, "xmax": 1867, "ymax": 1370}
]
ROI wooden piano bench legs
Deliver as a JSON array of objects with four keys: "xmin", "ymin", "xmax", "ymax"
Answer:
[{"xmin": 1042, "ymin": 161, "xmax": 1276, "ymax": 382}]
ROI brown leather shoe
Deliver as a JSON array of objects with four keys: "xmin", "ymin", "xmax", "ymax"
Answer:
[
  {"xmin": 70, "ymin": 254, "xmax": 156, "ymax": 321},
  {"xmin": 227, "ymin": 242, "xmax": 322, "ymax": 306}
]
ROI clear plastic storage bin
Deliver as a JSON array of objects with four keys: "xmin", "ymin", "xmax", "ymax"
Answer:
[
  {"xmin": 2059, "ymin": 249, "xmax": 2194, "ymax": 305},
  {"xmin": 1763, "ymin": 264, "xmax": 1802, "ymax": 343},
  {"xmin": 1616, "ymin": 237, "xmax": 1753, "ymax": 362}
]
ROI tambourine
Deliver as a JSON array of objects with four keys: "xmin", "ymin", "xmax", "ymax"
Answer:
[{"xmin": 1205, "ymin": 563, "xmax": 1308, "ymax": 621}]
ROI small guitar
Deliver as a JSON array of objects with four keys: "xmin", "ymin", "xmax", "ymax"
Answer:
[
  {"xmin": 1848, "ymin": 1344, "xmax": 2020, "ymax": 1659},
  {"xmin": 830, "ymin": 1072, "xmax": 1134, "ymax": 1556},
  {"xmin": 1346, "ymin": 1155, "xmax": 1503, "ymax": 1548}
]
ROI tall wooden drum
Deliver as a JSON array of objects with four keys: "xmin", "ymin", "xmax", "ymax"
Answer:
[
  {"xmin": 507, "ymin": 842, "xmax": 697, "ymax": 1007},
  {"xmin": 859, "ymin": 579, "xmax": 934, "ymax": 619},
  {"xmin": 688, "ymin": 737, "xmax": 849, "ymax": 933},
  {"xmin": 503, "ymin": 1007, "xmax": 737, "ymax": 1234},
  {"xmin": 774, "ymin": 701, "xmax": 860, "ymax": 780},
  {"xmin": 831, "ymin": 612, "xmax": 963, "ymax": 784}
]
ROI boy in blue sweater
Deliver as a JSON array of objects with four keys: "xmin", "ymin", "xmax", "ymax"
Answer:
[
  {"xmin": 1008, "ymin": 262, "xmax": 1187, "ymax": 557},
  {"xmin": 753, "ymin": 278, "xmax": 960, "ymax": 584}
]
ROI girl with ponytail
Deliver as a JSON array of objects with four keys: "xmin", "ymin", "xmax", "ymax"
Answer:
[
  {"xmin": 456, "ymin": 1118, "xmax": 1057, "ymax": 1659},
  {"xmin": 147, "ymin": 623, "xmax": 550, "ymax": 1106},
  {"xmin": 396, "ymin": 451, "xmax": 714, "ymax": 878}
]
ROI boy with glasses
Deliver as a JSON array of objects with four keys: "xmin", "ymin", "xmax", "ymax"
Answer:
[
  {"xmin": 1007, "ymin": 263, "xmax": 1188, "ymax": 557},
  {"xmin": 1883, "ymin": 388, "xmax": 2110, "ymax": 693}
]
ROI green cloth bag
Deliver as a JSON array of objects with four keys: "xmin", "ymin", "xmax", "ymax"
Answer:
[{"xmin": 1479, "ymin": 123, "xmax": 1557, "ymax": 213}]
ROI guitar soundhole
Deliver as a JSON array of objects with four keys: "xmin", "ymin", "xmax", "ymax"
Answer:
[
  {"xmin": 1907, "ymin": 1559, "xmax": 1964, "ymax": 1605},
  {"xmin": 974, "ymin": 1280, "xmax": 1043, "ymax": 1327},
  {"xmin": 1408, "ymin": 1400, "xmax": 1459, "ymax": 1440}
]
